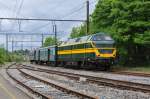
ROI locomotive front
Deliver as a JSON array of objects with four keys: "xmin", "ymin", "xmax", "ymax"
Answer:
[{"xmin": 91, "ymin": 33, "xmax": 116, "ymax": 68}]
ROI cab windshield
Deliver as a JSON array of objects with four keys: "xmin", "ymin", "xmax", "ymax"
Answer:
[
  {"xmin": 95, "ymin": 44, "xmax": 114, "ymax": 48},
  {"xmin": 92, "ymin": 34, "xmax": 113, "ymax": 41}
]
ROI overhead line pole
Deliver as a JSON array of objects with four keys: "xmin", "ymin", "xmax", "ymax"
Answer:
[
  {"xmin": 86, "ymin": 0, "xmax": 89, "ymax": 35},
  {"xmin": 41, "ymin": 34, "xmax": 44, "ymax": 47},
  {"xmin": 12, "ymin": 40, "xmax": 14, "ymax": 52},
  {"xmin": 6, "ymin": 34, "xmax": 8, "ymax": 52},
  {"xmin": 53, "ymin": 22, "xmax": 58, "ymax": 67}
]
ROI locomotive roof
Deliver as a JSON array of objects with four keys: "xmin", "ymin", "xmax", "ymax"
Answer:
[
  {"xmin": 59, "ymin": 32, "xmax": 114, "ymax": 46},
  {"xmin": 36, "ymin": 45, "xmax": 55, "ymax": 50},
  {"xmin": 33, "ymin": 32, "xmax": 114, "ymax": 50}
]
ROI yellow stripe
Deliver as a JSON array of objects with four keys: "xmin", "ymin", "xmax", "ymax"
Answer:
[
  {"xmin": 58, "ymin": 48, "xmax": 96, "ymax": 55},
  {"xmin": 58, "ymin": 48, "xmax": 116, "ymax": 58}
]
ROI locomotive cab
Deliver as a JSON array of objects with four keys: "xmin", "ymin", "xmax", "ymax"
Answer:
[{"xmin": 91, "ymin": 33, "xmax": 116, "ymax": 66}]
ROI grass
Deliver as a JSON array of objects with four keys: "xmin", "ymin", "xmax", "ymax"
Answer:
[{"xmin": 112, "ymin": 64, "xmax": 150, "ymax": 73}]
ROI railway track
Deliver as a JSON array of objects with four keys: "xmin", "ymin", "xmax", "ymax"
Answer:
[
  {"xmin": 21, "ymin": 64, "xmax": 150, "ymax": 93},
  {"xmin": 6, "ymin": 63, "xmax": 52, "ymax": 99},
  {"xmin": 7, "ymin": 63, "xmax": 98, "ymax": 99},
  {"xmin": 112, "ymin": 71, "xmax": 150, "ymax": 77}
]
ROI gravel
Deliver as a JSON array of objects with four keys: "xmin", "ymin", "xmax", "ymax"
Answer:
[
  {"xmin": 23, "ymin": 63, "xmax": 150, "ymax": 85},
  {"xmin": 8, "ymin": 69, "xmax": 78, "ymax": 99},
  {"xmin": 24, "ymin": 68, "xmax": 150, "ymax": 99}
]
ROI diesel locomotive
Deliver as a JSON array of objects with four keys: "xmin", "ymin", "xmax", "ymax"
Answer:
[{"xmin": 29, "ymin": 33, "xmax": 116, "ymax": 70}]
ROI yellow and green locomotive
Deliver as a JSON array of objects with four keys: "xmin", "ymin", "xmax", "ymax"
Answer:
[{"xmin": 30, "ymin": 33, "xmax": 116, "ymax": 70}]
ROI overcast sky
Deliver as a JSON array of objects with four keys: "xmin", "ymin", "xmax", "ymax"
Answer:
[{"xmin": 0, "ymin": 0, "xmax": 97, "ymax": 51}]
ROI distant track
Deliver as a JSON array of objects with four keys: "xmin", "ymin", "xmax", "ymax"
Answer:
[
  {"xmin": 111, "ymin": 71, "xmax": 150, "ymax": 77},
  {"xmin": 21, "ymin": 64, "xmax": 150, "ymax": 93}
]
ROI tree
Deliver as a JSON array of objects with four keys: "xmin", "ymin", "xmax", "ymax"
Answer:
[
  {"xmin": 0, "ymin": 48, "xmax": 5, "ymax": 64},
  {"xmin": 70, "ymin": 0, "xmax": 150, "ymax": 65},
  {"xmin": 70, "ymin": 23, "xmax": 87, "ymax": 38},
  {"xmin": 92, "ymin": 0, "xmax": 150, "ymax": 64},
  {"xmin": 43, "ymin": 36, "xmax": 56, "ymax": 47},
  {"xmin": 70, "ymin": 17, "xmax": 96, "ymax": 38}
]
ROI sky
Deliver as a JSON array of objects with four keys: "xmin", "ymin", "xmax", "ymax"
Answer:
[{"xmin": 0, "ymin": 0, "xmax": 97, "ymax": 51}]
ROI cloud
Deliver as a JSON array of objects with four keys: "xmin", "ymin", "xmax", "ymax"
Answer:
[{"xmin": 0, "ymin": 0, "xmax": 97, "ymax": 51}]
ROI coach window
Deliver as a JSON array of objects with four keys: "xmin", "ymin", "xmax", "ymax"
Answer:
[
  {"xmin": 61, "ymin": 47, "xmax": 63, "ymax": 50},
  {"xmin": 61, "ymin": 47, "xmax": 64, "ymax": 50},
  {"xmin": 74, "ymin": 45, "xmax": 77, "ymax": 49},
  {"xmin": 86, "ymin": 43, "xmax": 92, "ymax": 48},
  {"xmin": 65, "ymin": 46, "xmax": 67, "ymax": 50}
]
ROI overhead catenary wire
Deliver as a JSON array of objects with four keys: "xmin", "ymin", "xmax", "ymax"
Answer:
[
  {"xmin": 0, "ymin": 1, "xmax": 13, "ymax": 12},
  {"xmin": 61, "ymin": 4, "xmax": 85, "ymax": 19},
  {"xmin": 60, "ymin": 1, "xmax": 86, "ymax": 19},
  {"xmin": 15, "ymin": 0, "xmax": 24, "ymax": 17},
  {"xmin": 30, "ymin": 22, "xmax": 51, "ymax": 32},
  {"xmin": 11, "ymin": 0, "xmax": 25, "ymax": 32},
  {"xmin": 48, "ymin": 0, "xmax": 71, "ymax": 13},
  {"xmin": 30, "ymin": 1, "xmax": 88, "ymax": 33},
  {"xmin": 89, "ymin": 0, "xmax": 97, "ymax": 14},
  {"xmin": 13, "ymin": 0, "xmax": 18, "ymax": 17}
]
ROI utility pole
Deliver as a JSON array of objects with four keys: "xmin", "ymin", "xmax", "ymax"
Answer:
[
  {"xmin": 0, "ymin": 20, "xmax": 2, "ymax": 31},
  {"xmin": 12, "ymin": 40, "xmax": 14, "ymax": 52},
  {"xmin": 21, "ymin": 41, "xmax": 23, "ymax": 50},
  {"xmin": 6, "ymin": 34, "xmax": 8, "ymax": 51},
  {"xmin": 54, "ymin": 24, "xmax": 58, "ymax": 67},
  {"xmin": 86, "ymin": 0, "xmax": 89, "ymax": 35},
  {"xmin": 6, "ymin": 34, "xmax": 8, "ymax": 55},
  {"xmin": 41, "ymin": 34, "xmax": 44, "ymax": 47}
]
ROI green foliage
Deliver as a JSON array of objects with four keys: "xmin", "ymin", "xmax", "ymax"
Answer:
[
  {"xmin": 70, "ymin": 18, "xmax": 96, "ymax": 38},
  {"xmin": 70, "ymin": 0, "xmax": 150, "ymax": 65},
  {"xmin": 43, "ymin": 36, "xmax": 56, "ymax": 47},
  {"xmin": 0, "ymin": 48, "xmax": 5, "ymax": 64},
  {"xmin": 0, "ymin": 48, "xmax": 25, "ymax": 64},
  {"xmin": 70, "ymin": 23, "xmax": 87, "ymax": 38},
  {"xmin": 9, "ymin": 53, "xmax": 24, "ymax": 62}
]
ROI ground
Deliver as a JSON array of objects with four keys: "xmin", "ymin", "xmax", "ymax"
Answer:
[
  {"xmin": 112, "ymin": 65, "xmax": 150, "ymax": 73},
  {"xmin": 0, "ymin": 63, "xmax": 32, "ymax": 99}
]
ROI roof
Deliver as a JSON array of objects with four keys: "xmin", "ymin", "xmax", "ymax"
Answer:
[{"xmin": 59, "ymin": 32, "xmax": 111, "ymax": 46}]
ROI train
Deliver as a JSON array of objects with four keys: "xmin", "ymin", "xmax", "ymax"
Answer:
[{"xmin": 29, "ymin": 33, "xmax": 116, "ymax": 70}]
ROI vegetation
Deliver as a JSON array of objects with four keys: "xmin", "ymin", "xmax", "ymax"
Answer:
[
  {"xmin": 112, "ymin": 65, "xmax": 150, "ymax": 73},
  {"xmin": 70, "ymin": 0, "xmax": 150, "ymax": 66},
  {"xmin": 0, "ymin": 48, "xmax": 25, "ymax": 64},
  {"xmin": 43, "ymin": 36, "xmax": 56, "ymax": 47},
  {"xmin": 0, "ymin": 48, "xmax": 6, "ymax": 64}
]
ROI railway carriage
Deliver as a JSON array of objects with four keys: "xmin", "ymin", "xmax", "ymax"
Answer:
[
  {"xmin": 29, "ymin": 50, "xmax": 35, "ymax": 63},
  {"xmin": 31, "ymin": 46, "xmax": 56, "ymax": 64},
  {"xmin": 30, "ymin": 33, "xmax": 116, "ymax": 70}
]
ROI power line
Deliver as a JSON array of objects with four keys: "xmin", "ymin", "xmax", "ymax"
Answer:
[
  {"xmin": 0, "ymin": 17, "xmax": 86, "ymax": 22},
  {"xmin": 48, "ymin": 0, "xmax": 70, "ymax": 13},
  {"xmin": 30, "ymin": 22, "xmax": 51, "ymax": 32},
  {"xmin": 62, "ymin": 4, "xmax": 85, "ymax": 19},
  {"xmin": 12, "ymin": 0, "xmax": 24, "ymax": 32},
  {"xmin": 12, "ymin": 0, "xmax": 18, "ymax": 17},
  {"xmin": 61, "ymin": 1, "xmax": 86, "ymax": 19},
  {"xmin": 0, "ymin": 1, "xmax": 12, "ymax": 10},
  {"xmin": 15, "ymin": 0, "xmax": 24, "ymax": 17},
  {"xmin": 89, "ymin": 0, "xmax": 97, "ymax": 5},
  {"xmin": 0, "ymin": 1, "xmax": 15, "ymax": 17},
  {"xmin": 0, "ymin": 32, "xmax": 51, "ymax": 35}
]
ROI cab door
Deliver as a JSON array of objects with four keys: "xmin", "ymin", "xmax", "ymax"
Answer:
[{"xmin": 48, "ymin": 48, "xmax": 50, "ymax": 61}]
